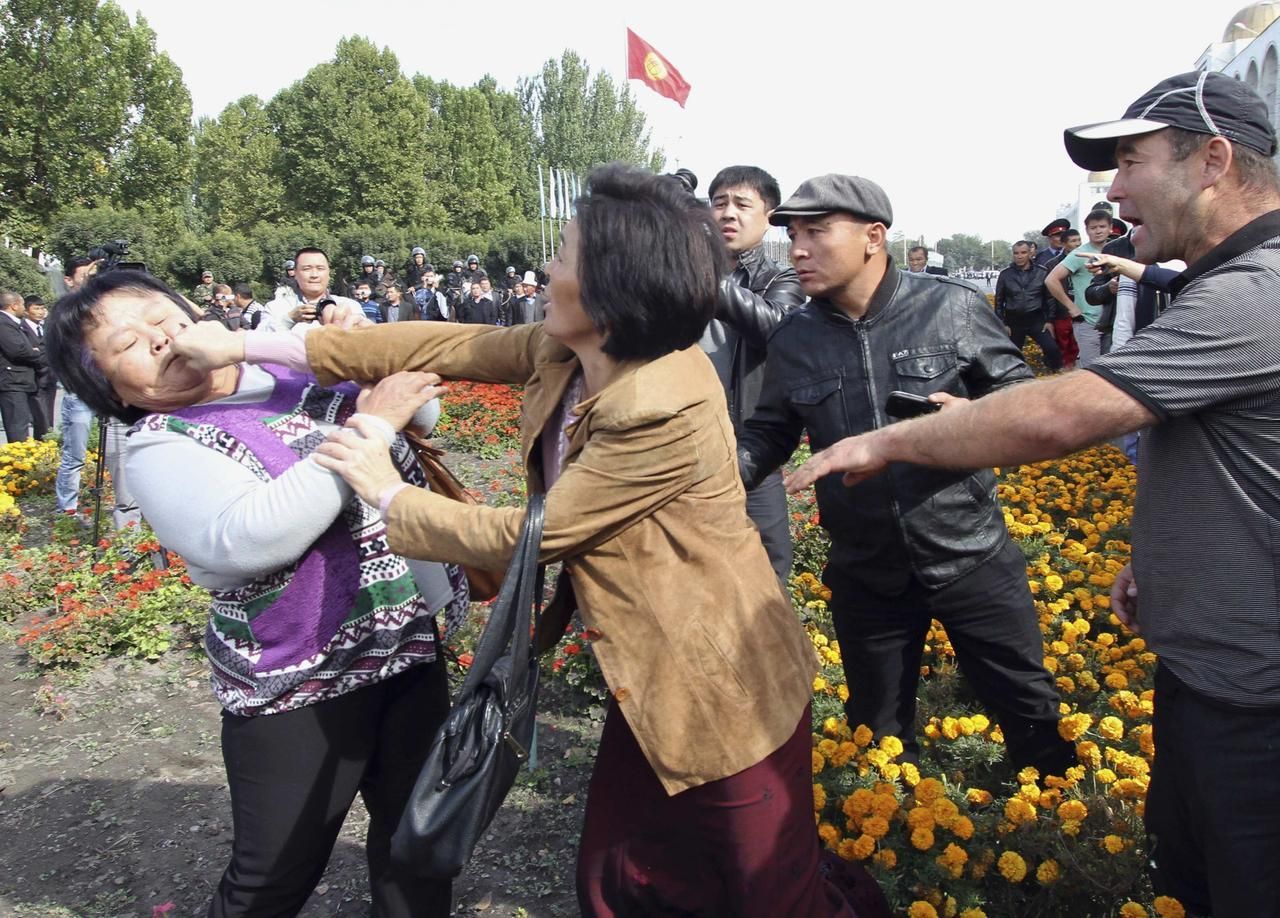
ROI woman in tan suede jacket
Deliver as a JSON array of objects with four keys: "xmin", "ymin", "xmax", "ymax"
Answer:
[{"xmin": 176, "ymin": 164, "xmax": 875, "ymax": 917}]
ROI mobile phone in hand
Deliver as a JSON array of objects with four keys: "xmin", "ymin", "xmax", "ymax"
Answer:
[{"xmin": 885, "ymin": 390, "xmax": 942, "ymax": 420}]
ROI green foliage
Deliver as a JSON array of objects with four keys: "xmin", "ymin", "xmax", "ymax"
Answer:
[
  {"xmin": 519, "ymin": 51, "xmax": 664, "ymax": 175},
  {"xmin": 0, "ymin": 246, "xmax": 53, "ymax": 298},
  {"xmin": 45, "ymin": 205, "xmax": 165, "ymax": 271},
  {"xmin": 0, "ymin": 0, "xmax": 192, "ymax": 244},
  {"xmin": 164, "ymin": 230, "xmax": 261, "ymax": 291},
  {"xmin": 936, "ymin": 233, "xmax": 1014, "ymax": 271},
  {"xmin": 270, "ymin": 37, "xmax": 442, "ymax": 229},
  {"xmin": 193, "ymin": 96, "xmax": 285, "ymax": 232}
]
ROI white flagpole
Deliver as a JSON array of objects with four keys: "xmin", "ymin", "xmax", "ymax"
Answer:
[{"xmin": 537, "ymin": 164, "xmax": 548, "ymax": 265}]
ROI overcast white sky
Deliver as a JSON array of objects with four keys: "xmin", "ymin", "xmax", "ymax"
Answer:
[{"xmin": 120, "ymin": 0, "xmax": 1240, "ymax": 242}]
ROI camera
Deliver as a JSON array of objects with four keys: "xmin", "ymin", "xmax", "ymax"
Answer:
[
  {"xmin": 87, "ymin": 238, "xmax": 147, "ymax": 275},
  {"xmin": 664, "ymin": 168, "xmax": 698, "ymax": 196}
]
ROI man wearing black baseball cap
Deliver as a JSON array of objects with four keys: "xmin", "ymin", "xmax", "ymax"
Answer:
[
  {"xmin": 785, "ymin": 72, "xmax": 1280, "ymax": 917},
  {"xmin": 737, "ymin": 174, "xmax": 1075, "ymax": 779}
]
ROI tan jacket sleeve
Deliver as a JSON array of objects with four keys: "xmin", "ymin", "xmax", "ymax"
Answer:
[
  {"xmin": 304, "ymin": 321, "xmax": 543, "ymax": 386},
  {"xmin": 384, "ymin": 412, "xmax": 699, "ymax": 569}
]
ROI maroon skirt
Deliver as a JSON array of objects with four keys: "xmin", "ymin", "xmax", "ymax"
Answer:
[{"xmin": 576, "ymin": 702, "xmax": 889, "ymax": 917}]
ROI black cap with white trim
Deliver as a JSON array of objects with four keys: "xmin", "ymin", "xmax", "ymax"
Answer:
[{"xmin": 1064, "ymin": 71, "xmax": 1278, "ymax": 171}]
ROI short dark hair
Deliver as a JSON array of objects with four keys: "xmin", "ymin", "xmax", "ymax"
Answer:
[
  {"xmin": 1065, "ymin": 230, "xmax": 1082, "ymax": 241},
  {"xmin": 24, "ymin": 294, "xmax": 45, "ymax": 307},
  {"xmin": 293, "ymin": 246, "xmax": 328, "ymax": 263},
  {"xmin": 575, "ymin": 163, "xmax": 724, "ymax": 361},
  {"xmin": 64, "ymin": 255, "xmax": 92, "ymax": 280},
  {"xmin": 1012, "ymin": 241, "xmax": 1031, "ymax": 251},
  {"xmin": 1085, "ymin": 210, "xmax": 1112, "ymax": 227},
  {"xmin": 707, "ymin": 165, "xmax": 783, "ymax": 212},
  {"xmin": 1165, "ymin": 126, "xmax": 1280, "ymax": 195},
  {"xmin": 907, "ymin": 245, "xmax": 928, "ymax": 257},
  {"xmin": 232, "ymin": 283, "xmax": 253, "ymax": 299},
  {"xmin": 45, "ymin": 271, "xmax": 200, "ymax": 424}
]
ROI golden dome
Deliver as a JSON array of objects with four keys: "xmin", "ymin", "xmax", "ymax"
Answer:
[
  {"xmin": 1224, "ymin": 1, "xmax": 1280, "ymax": 41},
  {"xmin": 1087, "ymin": 170, "xmax": 1116, "ymax": 183}
]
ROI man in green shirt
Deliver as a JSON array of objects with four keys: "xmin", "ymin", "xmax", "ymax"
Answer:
[{"xmin": 1046, "ymin": 209, "xmax": 1113, "ymax": 366}]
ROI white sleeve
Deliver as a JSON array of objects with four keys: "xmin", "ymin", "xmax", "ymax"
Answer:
[
  {"xmin": 126, "ymin": 423, "xmax": 375, "ymax": 591},
  {"xmin": 1112, "ymin": 278, "xmax": 1137, "ymax": 350}
]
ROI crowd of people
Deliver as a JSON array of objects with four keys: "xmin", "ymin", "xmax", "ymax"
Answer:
[
  {"xmin": 184, "ymin": 252, "xmax": 546, "ymax": 335},
  {"xmin": 0, "ymin": 67, "xmax": 1273, "ymax": 918}
]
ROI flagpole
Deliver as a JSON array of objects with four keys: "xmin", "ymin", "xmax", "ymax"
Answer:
[{"xmin": 537, "ymin": 164, "xmax": 548, "ymax": 266}]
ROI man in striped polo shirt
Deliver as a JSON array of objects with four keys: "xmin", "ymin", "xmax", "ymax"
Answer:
[{"xmin": 783, "ymin": 71, "xmax": 1280, "ymax": 918}]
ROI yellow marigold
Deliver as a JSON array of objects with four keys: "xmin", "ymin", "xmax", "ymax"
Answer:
[
  {"xmin": 966, "ymin": 788, "xmax": 994, "ymax": 806},
  {"xmin": 818, "ymin": 823, "xmax": 840, "ymax": 848},
  {"xmin": 1119, "ymin": 904, "xmax": 1148, "ymax": 918},
  {"xmin": 878, "ymin": 735, "xmax": 904, "ymax": 758},
  {"xmin": 873, "ymin": 848, "xmax": 897, "ymax": 869},
  {"xmin": 971, "ymin": 714, "xmax": 990, "ymax": 732},
  {"xmin": 851, "ymin": 833, "xmax": 876, "ymax": 860},
  {"xmin": 960, "ymin": 910, "xmax": 988, "ymax": 918},
  {"xmin": 1102, "ymin": 834, "xmax": 1126, "ymax": 854},
  {"xmin": 1056, "ymin": 799, "xmax": 1088, "ymax": 822},
  {"xmin": 1095, "ymin": 768, "xmax": 1117, "ymax": 784},
  {"xmin": 940, "ymin": 716, "xmax": 961, "ymax": 740},
  {"xmin": 914, "ymin": 777, "xmax": 946, "ymax": 805},
  {"xmin": 829, "ymin": 741, "xmax": 857, "ymax": 768},
  {"xmin": 950, "ymin": 815, "xmax": 975, "ymax": 840},
  {"xmin": 1036, "ymin": 858, "xmax": 1060, "ymax": 885},
  {"xmin": 852, "ymin": 724, "xmax": 874, "ymax": 747},
  {"xmin": 901, "ymin": 762, "xmax": 921, "ymax": 786},
  {"xmin": 910, "ymin": 827, "xmax": 935, "ymax": 851},
  {"xmin": 812, "ymin": 749, "xmax": 825, "ymax": 775},
  {"xmin": 870, "ymin": 792, "xmax": 900, "ymax": 819},
  {"xmin": 1061, "ymin": 818, "xmax": 1082, "ymax": 837},
  {"xmin": 1058, "ymin": 712, "xmax": 1093, "ymax": 741},
  {"xmin": 1016, "ymin": 766, "xmax": 1040, "ymax": 785},
  {"xmin": 1004, "ymin": 797, "xmax": 1037, "ymax": 826},
  {"xmin": 1095, "ymin": 711, "xmax": 1126, "ymax": 742},
  {"xmin": 1044, "ymin": 573, "xmax": 1064, "ymax": 592},
  {"xmin": 837, "ymin": 684, "xmax": 849, "ymax": 703},
  {"xmin": 907, "ymin": 806, "xmax": 936, "ymax": 831},
  {"xmin": 844, "ymin": 788, "xmax": 875, "ymax": 818},
  {"xmin": 1076, "ymin": 740, "xmax": 1102, "ymax": 768},
  {"xmin": 935, "ymin": 842, "xmax": 968, "ymax": 878},
  {"xmin": 907, "ymin": 903, "xmax": 938, "ymax": 918},
  {"xmin": 997, "ymin": 851, "xmax": 1027, "ymax": 883},
  {"xmin": 1153, "ymin": 896, "xmax": 1185, "ymax": 918},
  {"xmin": 818, "ymin": 738, "xmax": 838, "ymax": 758},
  {"xmin": 1105, "ymin": 671, "xmax": 1130, "ymax": 690},
  {"xmin": 861, "ymin": 815, "xmax": 890, "ymax": 839},
  {"xmin": 931, "ymin": 798, "xmax": 960, "ymax": 828},
  {"xmin": 836, "ymin": 838, "xmax": 861, "ymax": 862},
  {"xmin": 813, "ymin": 784, "xmax": 826, "ymax": 811}
]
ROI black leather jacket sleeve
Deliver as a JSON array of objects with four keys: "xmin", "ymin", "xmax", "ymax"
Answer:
[
  {"xmin": 736, "ymin": 354, "xmax": 805, "ymax": 491},
  {"xmin": 993, "ymin": 270, "xmax": 1007, "ymax": 320},
  {"xmin": 715, "ymin": 265, "xmax": 805, "ymax": 347},
  {"xmin": 962, "ymin": 289, "xmax": 1037, "ymax": 396}
]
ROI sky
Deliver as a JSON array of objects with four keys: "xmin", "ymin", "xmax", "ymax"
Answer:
[{"xmin": 119, "ymin": 0, "xmax": 1242, "ymax": 244}]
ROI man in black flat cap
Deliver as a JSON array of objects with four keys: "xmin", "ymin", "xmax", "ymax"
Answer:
[
  {"xmin": 1034, "ymin": 218, "xmax": 1071, "ymax": 269},
  {"xmin": 783, "ymin": 71, "xmax": 1280, "ymax": 918},
  {"xmin": 736, "ymin": 173, "xmax": 1074, "ymax": 778}
]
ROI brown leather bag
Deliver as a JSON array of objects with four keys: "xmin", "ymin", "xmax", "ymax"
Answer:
[{"xmin": 402, "ymin": 432, "xmax": 503, "ymax": 601}]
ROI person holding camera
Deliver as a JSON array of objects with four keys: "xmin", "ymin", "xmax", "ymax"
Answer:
[
  {"xmin": 737, "ymin": 174, "xmax": 1074, "ymax": 778},
  {"xmin": 267, "ymin": 247, "xmax": 362, "ymax": 330}
]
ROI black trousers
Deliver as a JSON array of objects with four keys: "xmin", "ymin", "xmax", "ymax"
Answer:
[
  {"xmin": 746, "ymin": 470, "xmax": 793, "ymax": 586},
  {"xmin": 210, "ymin": 659, "xmax": 452, "ymax": 918},
  {"xmin": 1145, "ymin": 665, "xmax": 1280, "ymax": 917},
  {"xmin": 27, "ymin": 387, "xmax": 51, "ymax": 439},
  {"xmin": 1006, "ymin": 316, "xmax": 1063, "ymax": 370},
  {"xmin": 0, "ymin": 389, "xmax": 32, "ymax": 442},
  {"xmin": 826, "ymin": 540, "xmax": 1073, "ymax": 775}
]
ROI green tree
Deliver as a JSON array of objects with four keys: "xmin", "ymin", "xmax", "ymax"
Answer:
[
  {"xmin": 46, "ymin": 205, "xmax": 165, "ymax": 272},
  {"xmin": 0, "ymin": 0, "xmax": 192, "ymax": 245},
  {"xmin": 269, "ymin": 37, "xmax": 442, "ymax": 229},
  {"xmin": 476, "ymin": 75, "xmax": 538, "ymax": 220},
  {"xmin": 518, "ymin": 51, "xmax": 664, "ymax": 176},
  {"xmin": 415, "ymin": 77, "xmax": 521, "ymax": 234},
  {"xmin": 194, "ymin": 96, "xmax": 285, "ymax": 232},
  {"xmin": 0, "ymin": 246, "xmax": 53, "ymax": 297},
  {"xmin": 165, "ymin": 230, "xmax": 260, "ymax": 292}
]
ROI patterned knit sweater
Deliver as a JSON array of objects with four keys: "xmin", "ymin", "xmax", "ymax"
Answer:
[{"xmin": 138, "ymin": 364, "xmax": 468, "ymax": 716}]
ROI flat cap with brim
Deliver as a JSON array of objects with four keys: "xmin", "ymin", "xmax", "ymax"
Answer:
[
  {"xmin": 1064, "ymin": 70, "xmax": 1278, "ymax": 171},
  {"xmin": 770, "ymin": 174, "xmax": 893, "ymax": 228},
  {"xmin": 1042, "ymin": 218, "xmax": 1071, "ymax": 237}
]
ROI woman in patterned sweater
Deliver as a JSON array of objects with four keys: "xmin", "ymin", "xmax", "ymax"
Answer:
[{"xmin": 46, "ymin": 269, "xmax": 466, "ymax": 918}]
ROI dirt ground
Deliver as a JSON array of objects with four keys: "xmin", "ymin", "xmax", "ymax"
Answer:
[
  {"xmin": 0, "ymin": 642, "xmax": 603, "ymax": 917},
  {"xmin": 0, "ymin": 452, "xmax": 604, "ymax": 917}
]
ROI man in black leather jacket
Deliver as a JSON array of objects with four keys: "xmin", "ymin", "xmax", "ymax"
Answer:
[
  {"xmin": 737, "ymin": 174, "xmax": 1073, "ymax": 776},
  {"xmin": 701, "ymin": 166, "xmax": 806, "ymax": 582},
  {"xmin": 995, "ymin": 241, "xmax": 1063, "ymax": 370}
]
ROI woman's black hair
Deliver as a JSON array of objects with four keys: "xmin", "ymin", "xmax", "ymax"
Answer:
[
  {"xmin": 575, "ymin": 163, "xmax": 726, "ymax": 361},
  {"xmin": 45, "ymin": 270, "xmax": 201, "ymax": 424}
]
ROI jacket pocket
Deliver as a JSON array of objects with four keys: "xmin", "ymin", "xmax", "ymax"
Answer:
[
  {"xmin": 891, "ymin": 346, "xmax": 958, "ymax": 395},
  {"xmin": 788, "ymin": 373, "xmax": 847, "ymax": 447}
]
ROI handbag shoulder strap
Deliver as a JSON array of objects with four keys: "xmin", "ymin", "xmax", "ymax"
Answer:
[{"xmin": 458, "ymin": 492, "xmax": 545, "ymax": 693}]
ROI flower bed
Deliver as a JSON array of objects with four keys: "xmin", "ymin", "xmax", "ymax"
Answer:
[{"xmin": 434, "ymin": 381, "xmax": 522, "ymax": 457}]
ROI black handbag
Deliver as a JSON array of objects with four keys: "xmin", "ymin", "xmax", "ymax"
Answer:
[{"xmin": 391, "ymin": 492, "xmax": 546, "ymax": 878}]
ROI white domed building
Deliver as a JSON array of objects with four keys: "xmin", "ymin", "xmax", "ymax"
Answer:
[{"xmin": 1196, "ymin": 2, "xmax": 1280, "ymax": 153}]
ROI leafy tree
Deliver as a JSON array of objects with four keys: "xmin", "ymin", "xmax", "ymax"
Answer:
[
  {"xmin": 165, "ymin": 230, "xmax": 260, "ymax": 292},
  {"xmin": 0, "ymin": 0, "xmax": 192, "ymax": 245},
  {"xmin": 45, "ymin": 205, "xmax": 165, "ymax": 271},
  {"xmin": 194, "ymin": 96, "xmax": 285, "ymax": 232},
  {"xmin": 269, "ymin": 37, "xmax": 442, "ymax": 229},
  {"xmin": 518, "ymin": 51, "xmax": 664, "ymax": 176},
  {"xmin": 247, "ymin": 220, "xmax": 337, "ymax": 290},
  {"xmin": 476, "ymin": 75, "xmax": 539, "ymax": 220},
  {"xmin": 0, "ymin": 246, "xmax": 54, "ymax": 297},
  {"xmin": 415, "ymin": 77, "xmax": 521, "ymax": 235}
]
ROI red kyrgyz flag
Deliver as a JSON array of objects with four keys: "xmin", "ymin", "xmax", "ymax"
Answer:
[{"xmin": 626, "ymin": 28, "xmax": 691, "ymax": 108}]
